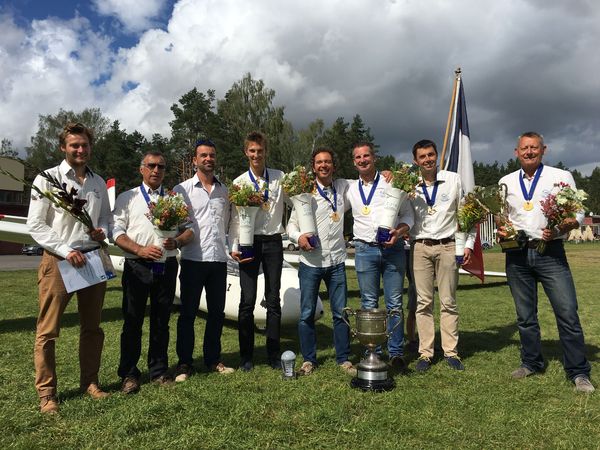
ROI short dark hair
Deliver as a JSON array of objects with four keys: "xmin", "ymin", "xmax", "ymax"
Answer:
[
  {"xmin": 351, "ymin": 141, "xmax": 375, "ymax": 157},
  {"xmin": 412, "ymin": 139, "xmax": 437, "ymax": 158},
  {"xmin": 311, "ymin": 147, "xmax": 336, "ymax": 168},
  {"xmin": 59, "ymin": 122, "xmax": 94, "ymax": 147},
  {"xmin": 244, "ymin": 131, "xmax": 267, "ymax": 152},
  {"xmin": 141, "ymin": 151, "xmax": 165, "ymax": 166}
]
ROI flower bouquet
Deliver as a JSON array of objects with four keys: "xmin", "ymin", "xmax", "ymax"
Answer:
[
  {"xmin": 455, "ymin": 192, "xmax": 490, "ymax": 264},
  {"xmin": 229, "ymin": 182, "xmax": 265, "ymax": 259},
  {"xmin": 146, "ymin": 191, "xmax": 190, "ymax": 274},
  {"xmin": 377, "ymin": 163, "xmax": 420, "ymax": 244},
  {"xmin": 281, "ymin": 166, "xmax": 320, "ymax": 249},
  {"xmin": 537, "ymin": 182, "xmax": 587, "ymax": 254}
]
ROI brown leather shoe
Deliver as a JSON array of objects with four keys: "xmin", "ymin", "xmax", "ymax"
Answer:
[
  {"xmin": 83, "ymin": 383, "xmax": 109, "ymax": 399},
  {"xmin": 121, "ymin": 377, "xmax": 140, "ymax": 394},
  {"xmin": 40, "ymin": 395, "xmax": 59, "ymax": 414}
]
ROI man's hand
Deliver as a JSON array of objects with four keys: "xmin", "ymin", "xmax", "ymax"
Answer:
[
  {"xmin": 66, "ymin": 250, "xmax": 87, "ymax": 268},
  {"xmin": 461, "ymin": 248, "xmax": 473, "ymax": 266},
  {"xmin": 383, "ymin": 223, "xmax": 409, "ymax": 248},
  {"xmin": 231, "ymin": 251, "xmax": 254, "ymax": 264},
  {"xmin": 496, "ymin": 223, "xmax": 512, "ymax": 240},
  {"xmin": 381, "ymin": 170, "xmax": 393, "ymax": 183},
  {"xmin": 89, "ymin": 228, "xmax": 105, "ymax": 242},
  {"xmin": 298, "ymin": 234, "xmax": 314, "ymax": 251},
  {"xmin": 136, "ymin": 245, "xmax": 163, "ymax": 260},
  {"xmin": 163, "ymin": 237, "xmax": 178, "ymax": 251}
]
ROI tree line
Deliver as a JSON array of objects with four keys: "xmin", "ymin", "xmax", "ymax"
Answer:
[{"xmin": 2, "ymin": 72, "xmax": 599, "ymax": 214}]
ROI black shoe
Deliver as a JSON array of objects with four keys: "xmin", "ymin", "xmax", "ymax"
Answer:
[
  {"xmin": 405, "ymin": 340, "xmax": 419, "ymax": 354},
  {"xmin": 390, "ymin": 355, "xmax": 407, "ymax": 373},
  {"xmin": 121, "ymin": 376, "xmax": 140, "ymax": 394},
  {"xmin": 445, "ymin": 356, "xmax": 465, "ymax": 371},
  {"xmin": 415, "ymin": 356, "xmax": 431, "ymax": 373},
  {"xmin": 269, "ymin": 359, "xmax": 281, "ymax": 370},
  {"xmin": 240, "ymin": 361, "xmax": 254, "ymax": 372}
]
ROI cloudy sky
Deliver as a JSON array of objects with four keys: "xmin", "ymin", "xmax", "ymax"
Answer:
[{"xmin": 1, "ymin": 0, "xmax": 599, "ymax": 174}]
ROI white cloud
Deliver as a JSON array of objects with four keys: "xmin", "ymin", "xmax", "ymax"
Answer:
[
  {"xmin": 92, "ymin": 0, "xmax": 166, "ymax": 33},
  {"xmin": 1, "ymin": 0, "xmax": 599, "ymax": 174}
]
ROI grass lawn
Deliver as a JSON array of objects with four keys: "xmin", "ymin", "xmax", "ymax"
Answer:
[{"xmin": 1, "ymin": 244, "xmax": 599, "ymax": 448}]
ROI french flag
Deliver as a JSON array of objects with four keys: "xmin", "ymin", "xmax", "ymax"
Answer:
[{"xmin": 444, "ymin": 77, "xmax": 485, "ymax": 282}]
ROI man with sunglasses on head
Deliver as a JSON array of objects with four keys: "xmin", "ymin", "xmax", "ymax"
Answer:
[
  {"xmin": 113, "ymin": 151, "xmax": 183, "ymax": 393},
  {"xmin": 27, "ymin": 122, "xmax": 112, "ymax": 414},
  {"xmin": 230, "ymin": 131, "xmax": 286, "ymax": 371},
  {"xmin": 172, "ymin": 139, "xmax": 235, "ymax": 382}
]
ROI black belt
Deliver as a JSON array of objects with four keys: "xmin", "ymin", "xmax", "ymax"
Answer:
[
  {"xmin": 527, "ymin": 239, "xmax": 563, "ymax": 249},
  {"xmin": 414, "ymin": 238, "xmax": 455, "ymax": 246},
  {"xmin": 254, "ymin": 233, "xmax": 282, "ymax": 242},
  {"xmin": 131, "ymin": 256, "xmax": 177, "ymax": 264},
  {"xmin": 354, "ymin": 238, "xmax": 382, "ymax": 247}
]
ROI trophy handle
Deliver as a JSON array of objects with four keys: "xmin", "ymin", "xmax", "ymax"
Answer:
[
  {"xmin": 386, "ymin": 308, "xmax": 404, "ymax": 337},
  {"xmin": 342, "ymin": 307, "xmax": 357, "ymax": 336}
]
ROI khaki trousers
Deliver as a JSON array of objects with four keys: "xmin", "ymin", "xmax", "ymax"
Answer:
[
  {"xmin": 412, "ymin": 241, "xmax": 459, "ymax": 359},
  {"xmin": 34, "ymin": 251, "xmax": 106, "ymax": 398}
]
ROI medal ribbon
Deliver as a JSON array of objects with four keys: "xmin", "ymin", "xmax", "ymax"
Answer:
[
  {"xmin": 140, "ymin": 184, "xmax": 164, "ymax": 206},
  {"xmin": 248, "ymin": 168, "xmax": 269, "ymax": 203},
  {"xmin": 519, "ymin": 164, "xmax": 544, "ymax": 202},
  {"xmin": 358, "ymin": 172, "xmax": 380, "ymax": 208},
  {"xmin": 421, "ymin": 181, "xmax": 439, "ymax": 207},
  {"xmin": 316, "ymin": 182, "xmax": 337, "ymax": 212}
]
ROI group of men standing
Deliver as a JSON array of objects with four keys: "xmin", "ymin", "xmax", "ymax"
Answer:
[{"xmin": 28, "ymin": 123, "xmax": 593, "ymax": 413}]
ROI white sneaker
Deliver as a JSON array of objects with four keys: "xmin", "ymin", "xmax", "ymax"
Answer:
[{"xmin": 574, "ymin": 375, "xmax": 595, "ymax": 393}]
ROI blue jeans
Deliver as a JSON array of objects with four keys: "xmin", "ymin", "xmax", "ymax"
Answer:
[
  {"xmin": 298, "ymin": 262, "xmax": 350, "ymax": 365},
  {"xmin": 506, "ymin": 241, "xmax": 590, "ymax": 380},
  {"xmin": 354, "ymin": 242, "xmax": 405, "ymax": 357}
]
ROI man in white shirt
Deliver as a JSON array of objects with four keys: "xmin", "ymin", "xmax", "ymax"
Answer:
[
  {"xmin": 498, "ymin": 131, "xmax": 593, "ymax": 393},
  {"xmin": 230, "ymin": 131, "xmax": 285, "ymax": 371},
  {"xmin": 345, "ymin": 142, "xmax": 413, "ymax": 370},
  {"xmin": 113, "ymin": 151, "xmax": 182, "ymax": 393},
  {"xmin": 410, "ymin": 139, "xmax": 473, "ymax": 373},
  {"xmin": 173, "ymin": 139, "xmax": 235, "ymax": 381},
  {"xmin": 27, "ymin": 122, "xmax": 112, "ymax": 414},
  {"xmin": 287, "ymin": 147, "xmax": 356, "ymax": 376}
]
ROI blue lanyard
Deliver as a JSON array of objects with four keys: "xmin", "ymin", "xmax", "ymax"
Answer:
[
  {"xmin": 248, "ymin": 168, "xmax": 269, "ymax": 202},
  {"xmin": 316, "ymin": 182, "xmax": 337, "ymax": 212},
  {"xmin": 519, "ymin": 164, "xmax": 544, "ymax": 201},
  {"xmin": 421, "ymin": 181, "xmax": 439, "ymax": 207},
  {"xmin": 140, "ymin": 184, "xmax": 164, "ymax": 206},
  {"xmin": 358, "ymin": 172, "xmax": 380, "ymax": 207}
]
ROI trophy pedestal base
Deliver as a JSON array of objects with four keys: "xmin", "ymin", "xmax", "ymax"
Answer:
[{"xmin": 350, "ymin": 376, "xmax": 395, "ymax": 392}]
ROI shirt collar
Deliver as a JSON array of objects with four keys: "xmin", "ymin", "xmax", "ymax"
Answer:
[
  {"xmin": 194, "ymin": 173, "xmax": 221, "ymax": 187},
  {"xmin": 142, "ymin": 182, "xmax": 163, "ymax": 195},
  {"xmin": 59, "ymin": 160, "xmax": 93, "ymax": 178},
  {"xmin": 359, "ymin": 171, "xmax": 379, "ymax": 186}
]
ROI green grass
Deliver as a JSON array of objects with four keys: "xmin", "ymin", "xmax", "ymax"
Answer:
[{"xmin": 1, "ymin": 243, "xmax": 599, "ymax": 448}]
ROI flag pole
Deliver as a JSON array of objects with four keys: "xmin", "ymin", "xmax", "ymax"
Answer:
[{"xmin": 440, "ymin": 67, "xmax": 461, "ymax": 170}]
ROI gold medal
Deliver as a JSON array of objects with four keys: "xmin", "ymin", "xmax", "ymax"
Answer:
[
  {"xmin": 331, "ymin": 212, "xmax": 340, "ymax": 222},
  {"xmin": 361, "ymin": 206, "xmax": 371, "ymax": 215},
  {"xmin": 427, "ymin": 206, "xmax": 436, "ymax": 215},
  {"xmin": 523, "ymin": 201, "xmax": 533, "ymax": 211},
  {"xmin": 261, "ymin": 202, "xmax": 270, "ymax": 211}
]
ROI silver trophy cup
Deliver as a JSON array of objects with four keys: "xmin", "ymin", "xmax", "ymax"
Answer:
[{"xmin": 342, "ymin": 307, "xmax": 402, "ymax": 392}]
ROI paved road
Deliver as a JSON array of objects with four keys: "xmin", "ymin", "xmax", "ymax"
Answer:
[{"xmin": 0, "ymin": 254, "xmax": 41, "ymax": 271}]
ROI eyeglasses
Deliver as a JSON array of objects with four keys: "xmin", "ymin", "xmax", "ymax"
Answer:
[{"xmin": 142, "ymin": 163, "xmax": 166, "ymax": 170}]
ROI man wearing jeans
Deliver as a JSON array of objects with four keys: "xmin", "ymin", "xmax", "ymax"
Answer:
[
  {"xmin": 345, "ymin": 142, "xmax": 413, "ymax": 370},
  {"xmin": 498, "ymin": 131, "xmax": 593, "ymax": 393},
  {"xmin": 287, "ymin": 147, "xmax": 355, "ymax": 376},
  {"xmin": 172, "ymin": 139, "xmax": 235, "ymax": 381}
]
